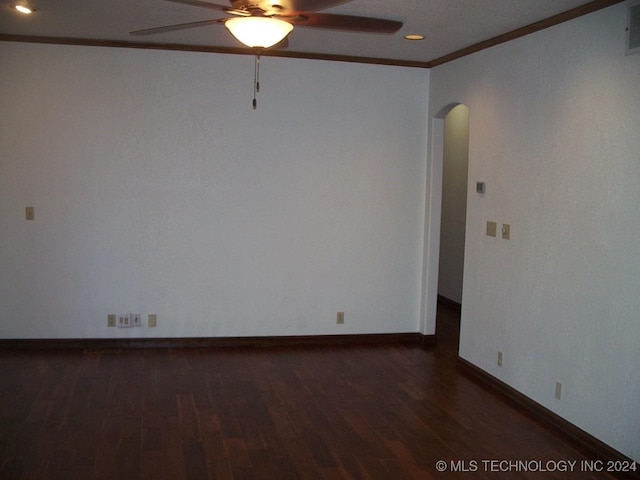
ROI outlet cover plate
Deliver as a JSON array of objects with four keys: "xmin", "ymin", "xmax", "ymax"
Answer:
[
  {"xmin": 117, "ymin": 314, "xmax": 131, "ymax": 328},
  {"xmin": 555, "ymin": 381, "xmax": 563, "ymax": 400}
]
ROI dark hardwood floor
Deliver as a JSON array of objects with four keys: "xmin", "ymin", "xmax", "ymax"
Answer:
[{"xmin": 0, "ymin": 304, "xmax": 629, "ymax": 479}]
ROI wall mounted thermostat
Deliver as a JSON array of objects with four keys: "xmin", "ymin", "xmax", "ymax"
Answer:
[{"xmin": 476, "ymin": 182, "xmax": 486, "ymax": 194}]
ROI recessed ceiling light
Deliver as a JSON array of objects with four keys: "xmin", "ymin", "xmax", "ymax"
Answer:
[
  {"xmin": 13, "ymin": 5, "xmax": 34, "ymax": 14},
  {"xmin": 404, "ymin": 34, "xmax": 425, "ymax": 41}
]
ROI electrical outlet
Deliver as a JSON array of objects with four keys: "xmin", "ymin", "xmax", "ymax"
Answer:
[
  {"xmin": 117, "ymin": 314, "xmax": 131, "ymax": 328},
  {"xmin": 107, "ymin": 314, "xmax": 116, "ymax": 328},
  {"xmin": 497, "ymin": 351, "xmax": 503, "ymax": 367},
  {"xmin": 336, "ymin": 312, "xmax": 344, "ymax": 324},
  {"xmin": 555, "ymin": 381, "xmax": 563, "ymax": 400},
  {"xmin": 131, "ymin": 313, "xmax": 142, "ymax": 327},
  {"xmin": 148, "ymin": 314, "xmax": 157, "ymax": 328}
]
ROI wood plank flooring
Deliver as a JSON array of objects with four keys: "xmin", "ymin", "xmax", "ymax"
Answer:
[{"xmin": 0, "ymin": 305, "xmax": 629, "ymax": 479}]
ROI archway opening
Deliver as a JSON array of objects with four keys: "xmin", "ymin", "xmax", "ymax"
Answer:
[
  {"xmin": 438, "ymin": 104, "xmax": 469, "ymax": 308},
  {"xmin": 421, "ymin": 103, "xmax": 469, "ymax": 342}
]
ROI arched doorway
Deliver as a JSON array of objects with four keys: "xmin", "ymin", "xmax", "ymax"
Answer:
[{"xmin": 421, "ymin": 103, "xmax": 470, "ymax": 338}]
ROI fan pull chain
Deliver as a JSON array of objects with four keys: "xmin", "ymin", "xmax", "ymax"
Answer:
[{"xmin": 253, "ymin": 53, "xmax": 261, "ymax": 110}]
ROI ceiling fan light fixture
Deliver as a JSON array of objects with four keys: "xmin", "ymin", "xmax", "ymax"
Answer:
[
  {"xmin": 13, "ymin": 4, "xmax": 34, "ymax": 14},
  {"xmin": 225, "ymin": 16, "xmax": 293, "ymax": 48},
  {"xmin": 404, "ymin": 34, "xmax": 425, "ymax": 41}
]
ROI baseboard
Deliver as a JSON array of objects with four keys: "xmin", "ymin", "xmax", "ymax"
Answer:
[
  {"xmin": 457, "ymin": 357, "xmax": 638, "ymax": 478},
  {"xmin": 0, "ymin": 332, "xmax": 436, "ymax": 351}
]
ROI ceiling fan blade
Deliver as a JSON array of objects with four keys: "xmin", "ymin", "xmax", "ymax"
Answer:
[
  {"xmin": 130, "ymin": 18, "xmax": 224, "ymax": 36},
  {"xmin": 285, "ymin": 0, "xmax": 352, "ymax": 11},
  {"xmin": 164, "ymin": 0, "xmax": 249, "ymax": 16},
  {"xmin": 280, "ymin": 13, "xmax": 402, "ymax": 34},
  {"xmin": 234, "ymin": 0, "xmax": 351, "ymax": 12},
  {"xmin": 130, "ymin": 17, "xmax": 288, "ymax": 49}
]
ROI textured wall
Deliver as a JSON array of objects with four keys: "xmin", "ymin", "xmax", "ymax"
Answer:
[
  {"xmin": 429, "ymin": 3, "xmax": 640, "ymax": 461},
  {"xmin": 0, "ymin": 43, "xmax": 429, "ymax": 339}
]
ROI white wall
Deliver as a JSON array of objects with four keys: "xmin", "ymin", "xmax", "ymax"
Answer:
[
  {"xmin": 429, "ymin": 3, "xmax": 640, "ymax": 461},
  {"xmin": 0, "ymin": 42, "xmax": 429, "ymax": 339}
]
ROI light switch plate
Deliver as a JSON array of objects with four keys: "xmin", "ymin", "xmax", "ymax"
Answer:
[
  {"xmin": 502, "ymin": 224, "xmax": 511, "ymax": 240},
  {"xmin": 131, "ymin": 313, "xmax": 142, "ymax": 327}
]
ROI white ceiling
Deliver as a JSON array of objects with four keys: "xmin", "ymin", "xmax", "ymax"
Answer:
[{"xmin": 0, "ymin": 0, "xmax": 612, "ymax": 65}]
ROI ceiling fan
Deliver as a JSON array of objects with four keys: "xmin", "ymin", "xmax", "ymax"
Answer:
[
  {"xmin": 131, "ymin": 0, "xmax": 402, "ymax": 108},
  {"xmin": 130, "ymin": 0, "xmax": 403, "ymax": 49}
]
